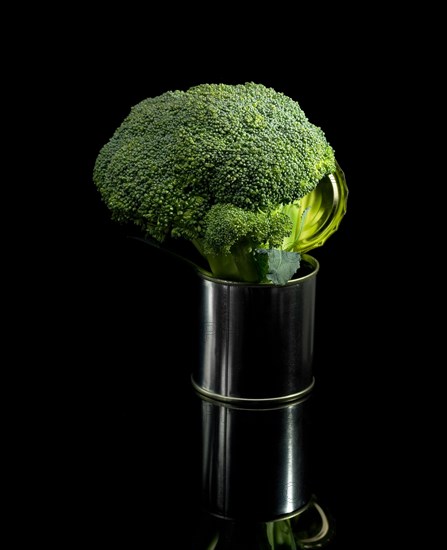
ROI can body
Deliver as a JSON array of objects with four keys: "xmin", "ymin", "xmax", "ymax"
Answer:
[{"xmin": 194, "ymin": 255, "xmax": 319, "ymax": 521}]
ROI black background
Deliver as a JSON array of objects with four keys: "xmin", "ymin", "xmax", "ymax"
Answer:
[
  {"xmin": 70, "ymin": 73, "xmax": 352, "ymax": 546},
  {"xmin": 30, "ymin": 15, "xmax": 402, "ymax": 546}
]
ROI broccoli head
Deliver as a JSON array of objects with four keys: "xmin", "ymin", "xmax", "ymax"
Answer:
[{"xmin": 94, "ymin": 82, "xmax": 345, "ymax": 283}]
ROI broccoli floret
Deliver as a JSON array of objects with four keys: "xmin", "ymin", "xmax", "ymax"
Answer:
[
  {"xmin": 193, "ymin": 204, "xmax": 293, "ymax": 282},
  {"xmin": 94, "ymin": 82, "xmax": 341, "ymax": 283}
]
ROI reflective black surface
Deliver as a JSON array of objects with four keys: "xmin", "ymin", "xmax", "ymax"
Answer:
[
  {"xmin": 199, "ymin": 395, "xmax": 311, "ymax": 521},
  {"xmin": 62, "ymin": 239, "xmax": 340, "ymax": 547}
]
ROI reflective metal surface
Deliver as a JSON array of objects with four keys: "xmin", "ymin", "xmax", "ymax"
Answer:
[
  {"xmin": 193, "ymin": 255, "xmax": 319, "ymax": 401},
  {"xmin": 199, "ymin": 394, "xmax": 311, "ymax": 522},
  {"xmin": 193, "ymin": 255, "xmax": 320, "ymax": 522},
  {"xmin": 293, "ymin": 162, "xmax": 348, "ymax": 253}
]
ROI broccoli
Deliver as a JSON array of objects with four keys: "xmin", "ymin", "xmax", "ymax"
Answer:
[{"xmin": 94, "ymin": 82, "xmax": 346, "ymax": 284}]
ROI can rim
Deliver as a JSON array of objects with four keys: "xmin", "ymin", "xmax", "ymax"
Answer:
[
  {"xmin": 192, "ymin": 377, "xmax": 315, "ymax": 409},
  {"xmin": 295, "ymin": 161, "xmax": 348, "ymax": 253}
]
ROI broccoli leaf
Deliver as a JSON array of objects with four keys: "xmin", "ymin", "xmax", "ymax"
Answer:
[{"xmin": 254, "ymin": 249, "xmax": 301, "ymax": 285}]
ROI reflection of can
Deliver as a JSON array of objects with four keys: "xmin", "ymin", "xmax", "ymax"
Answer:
[
  {"xmin": 199, "ymin": 394, "xmax": 311, "ymax": 521},
  {"xmin": 193, "ymin": 256, "xmax": 319, "ymax": 521}
]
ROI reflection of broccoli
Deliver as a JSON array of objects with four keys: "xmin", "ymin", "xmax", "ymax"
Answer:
[{"xmin": 94, "ymin": 82, "xmax": 340, "ymax": 283}]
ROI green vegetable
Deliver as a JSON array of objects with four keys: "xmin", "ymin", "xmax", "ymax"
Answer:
[{"xmin": 94, "ymin": 82, "xmax": 340, "ymax": 284}]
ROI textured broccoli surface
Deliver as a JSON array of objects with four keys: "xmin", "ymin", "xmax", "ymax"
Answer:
[{"xmin": 94, "ymin": 82, "xmax": 338, "ymax": 283}]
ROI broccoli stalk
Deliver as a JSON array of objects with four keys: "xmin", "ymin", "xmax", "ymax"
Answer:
[
  {"xmin": 194, "ymin": 239, "xmax": 261, "ymax": 283},
  {"xmin": 94, "ymin": 82, "xmax": 345, "ymax": 284}
]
